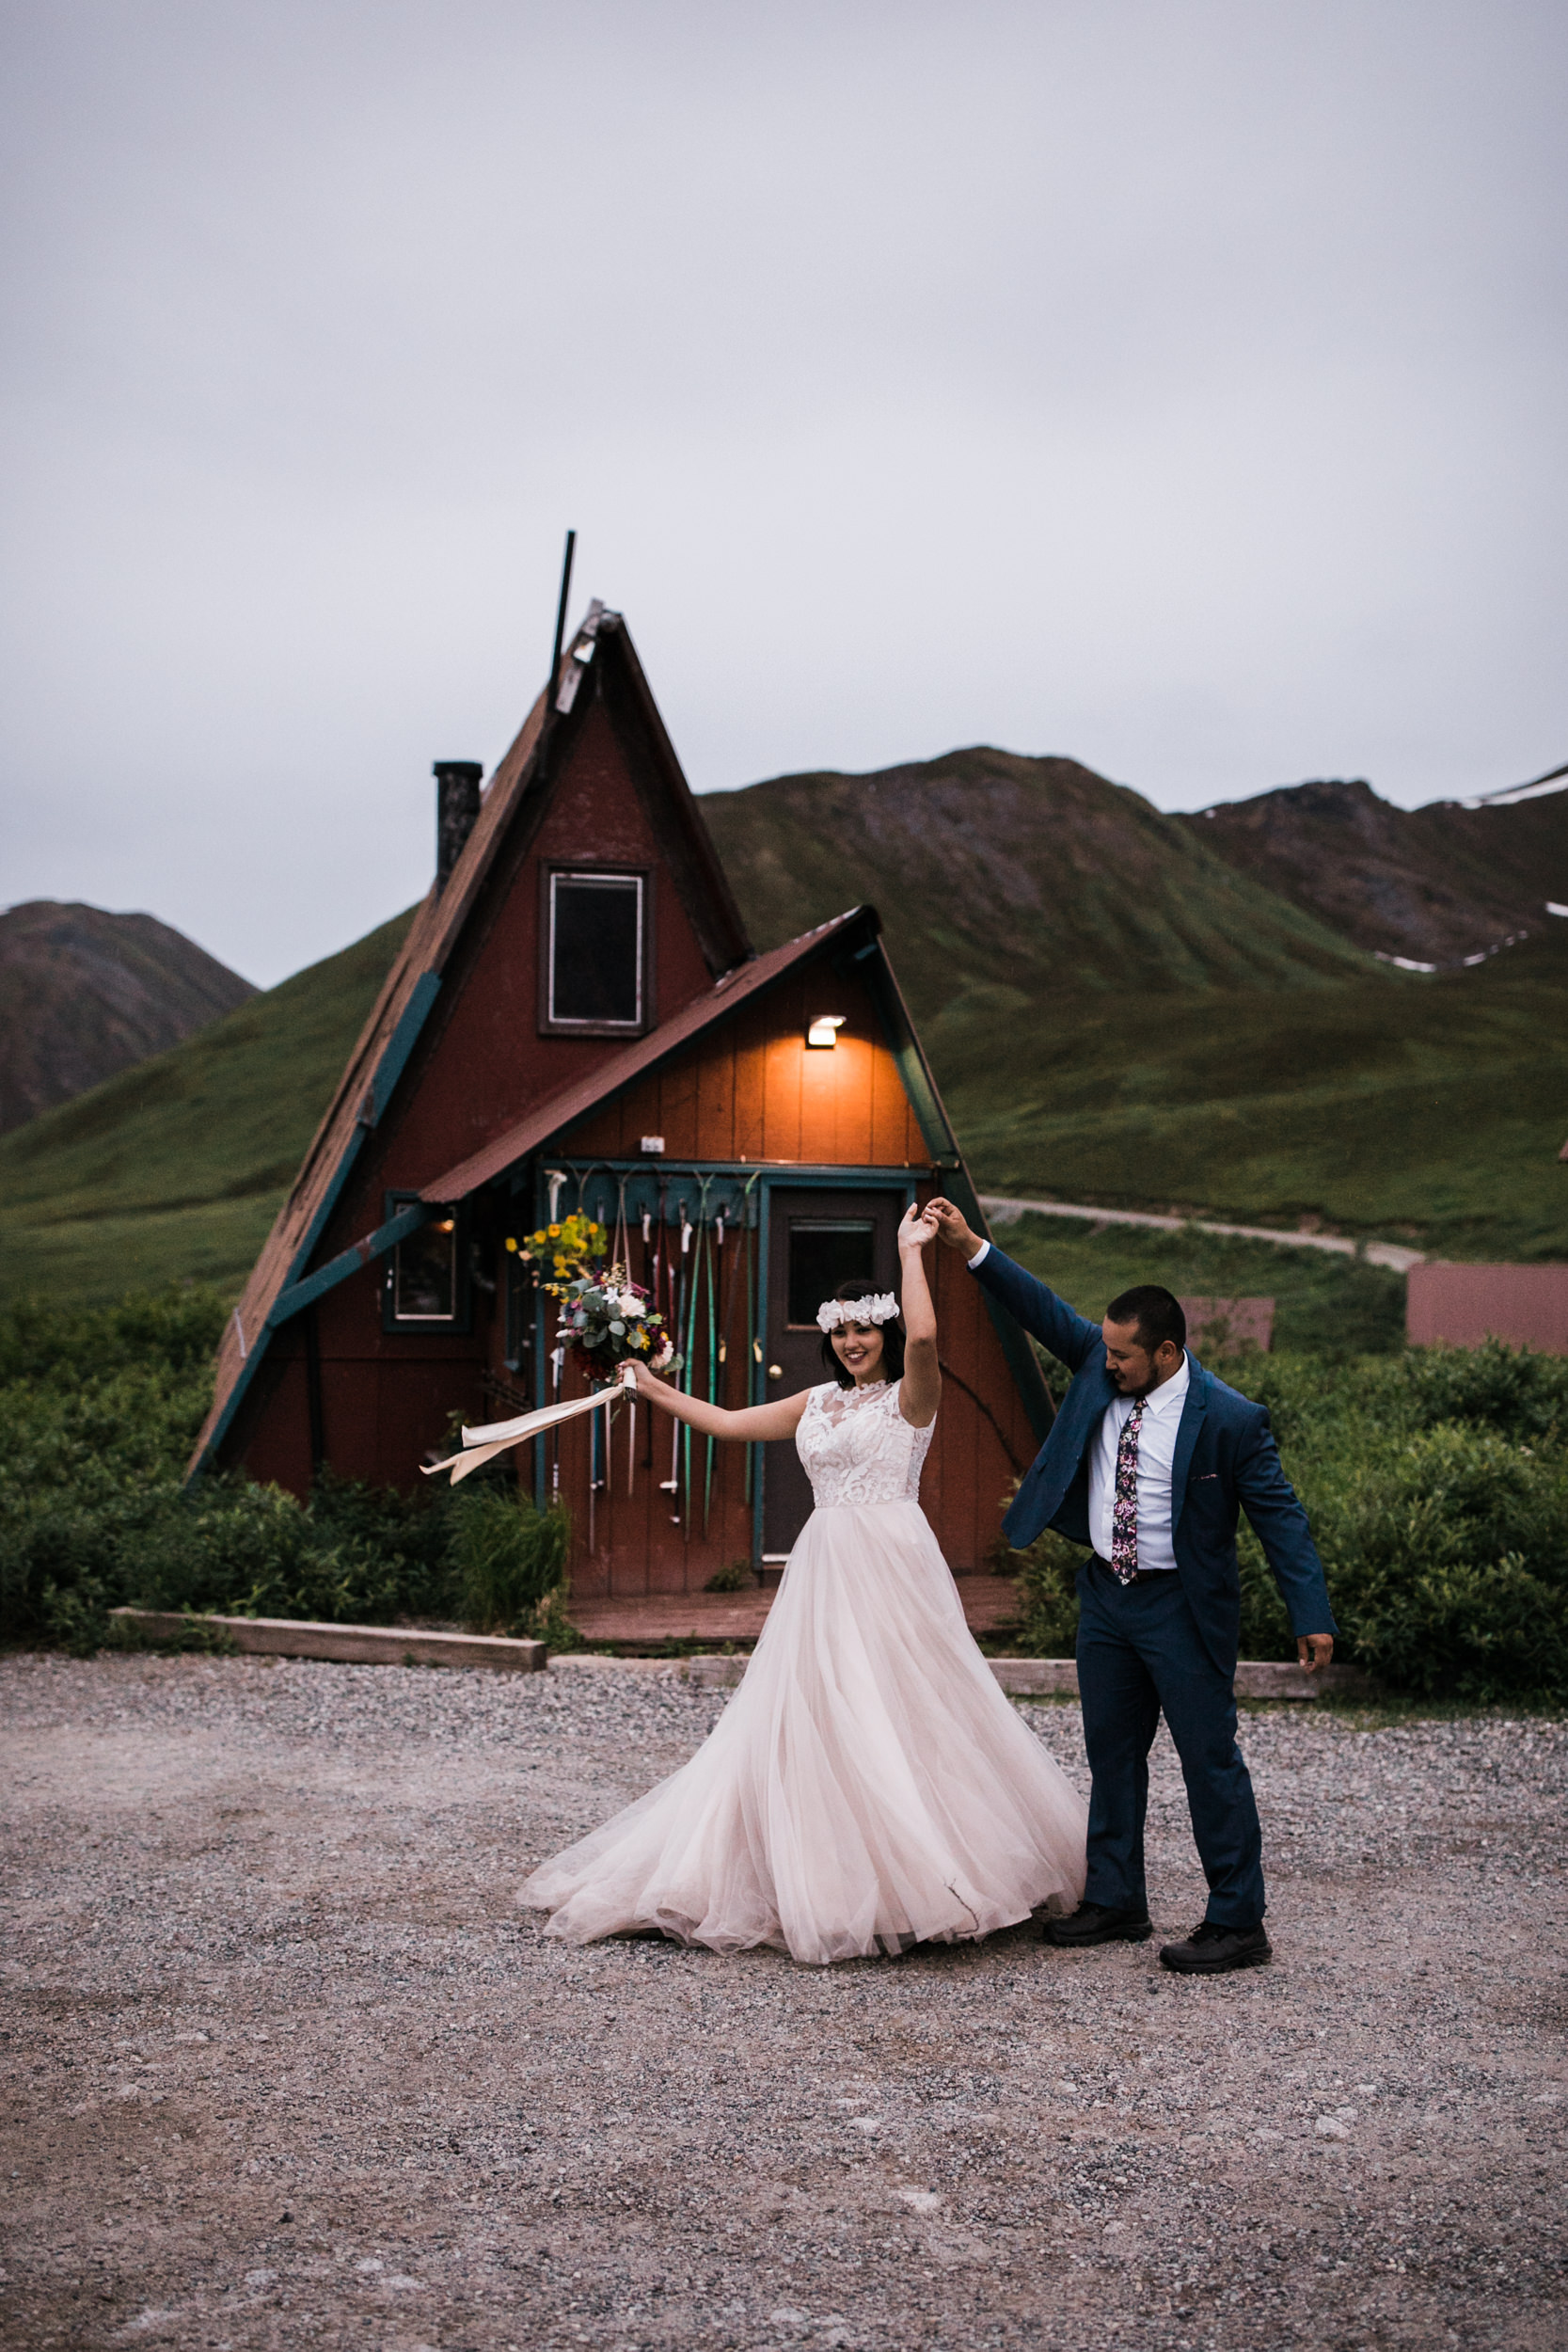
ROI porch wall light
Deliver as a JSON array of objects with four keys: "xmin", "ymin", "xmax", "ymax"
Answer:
[{"xmin": 806, "ymin": 1015, "xmax": 846, "ymax": 1048}]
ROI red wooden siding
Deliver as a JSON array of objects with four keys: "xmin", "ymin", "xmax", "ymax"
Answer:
[{"xmin": 558, "ymin": 968, "xmax": 927, "ymax": 1168}]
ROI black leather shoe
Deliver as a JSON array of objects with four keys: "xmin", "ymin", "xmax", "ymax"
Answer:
[
  {"xmin": 1158, "ymin": 1919, "xmax": 1272, "ymax": 1974},
  {"xmin": 1042, "ymin": 1901, "xmax": 1153, "ymax": 1947}
]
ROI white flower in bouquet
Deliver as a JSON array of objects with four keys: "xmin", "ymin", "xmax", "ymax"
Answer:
[{"xmin": 549, "ymin": 1263, "xmax": 673, "ymax": 1369}]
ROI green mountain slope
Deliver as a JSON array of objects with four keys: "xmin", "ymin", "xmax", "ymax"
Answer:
[
  {"xmin": 701, "ymin": 747, "xmax": 1370, "ymax": 1024},
  {"xmin": 937, "ymin": 930, "xmax": 1568, "ymax": 1261},
  {"xmin": 0, "ymin": 911, "xmax": 414, "ymax": 1301}
]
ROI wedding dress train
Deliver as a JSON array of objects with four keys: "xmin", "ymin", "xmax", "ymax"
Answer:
[{"xmin": 520, "ymin": 1378, "xmax": 1088, "ymax": 1964}]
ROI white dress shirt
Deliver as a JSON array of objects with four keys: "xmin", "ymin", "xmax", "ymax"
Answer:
[
  {"xmin": 1088, "ymin": 1352, "xmax": 1189, "ymax": 1571},
  {"xmin": 967, "ymin": 1237, "xmax": 1189, "ymax": 1572}
]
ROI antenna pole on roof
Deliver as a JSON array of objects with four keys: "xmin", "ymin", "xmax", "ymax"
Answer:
[
  {"xmin": 537, "ymin": 529, "xmax": 576, "ymax": 785},
  {"xmin": 549, "ymin": 530, "xmax": 576, "ymax": 701}
]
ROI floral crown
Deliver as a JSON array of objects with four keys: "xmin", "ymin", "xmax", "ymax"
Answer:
[{"xmin": 816, "ymin": 1293, "xmax": 898, "ymax": 1332}]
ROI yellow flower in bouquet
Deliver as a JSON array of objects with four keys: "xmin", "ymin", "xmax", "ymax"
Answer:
[{"xmin": 518, "ymin": 1213, "xmax": 608, "ymax": 1300}]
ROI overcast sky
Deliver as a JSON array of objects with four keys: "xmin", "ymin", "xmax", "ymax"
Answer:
[{"xmin": 3, "ymin": 1, "xmax": 1564, "ymax": 986}]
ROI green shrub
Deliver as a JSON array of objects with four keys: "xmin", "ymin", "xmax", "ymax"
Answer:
[
  {"xmin": 1399, "ymin": 1337, "xmax": 1568, "ymax": 1445},
  {"xmin": 0, "ymin": 1285, "xmax": 574, "ymax": 1653},
  {"xmin": 1313, "ymin": 1422, "xmax": 1568, "ymax": 1702},
  {"xmin": 0, "ymin": 1284, "xmax": 229, "ymax": 1385},
  {"xmin": 450, "ymin": 1486, "xmax": 572, "ymax": 1633},
  {"xmin": 1011, "ymin": 1528, "xmax": 1085, "ymax": 1658}
]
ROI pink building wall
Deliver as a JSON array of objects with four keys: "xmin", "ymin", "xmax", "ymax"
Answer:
[
  {"xmin": 1406, "ymin": 1263, "xmax": 1568, "ymax": 1354},
  {"xmin": 1181, "ymin": 1295, "xmax": 1275, "ymax": 1353}
]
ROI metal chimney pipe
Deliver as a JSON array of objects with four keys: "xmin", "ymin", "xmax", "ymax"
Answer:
[{"xmin": 434, "ymin": 761, "xmax": 483, "ymax": 894}]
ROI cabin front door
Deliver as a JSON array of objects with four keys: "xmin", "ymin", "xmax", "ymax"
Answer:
[{"xmin": 762, "ymin": 1186, "xmax": 903, "ymax": 1559}]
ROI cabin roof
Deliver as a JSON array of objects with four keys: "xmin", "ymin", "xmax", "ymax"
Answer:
[{"xmin": 192, "ymin": 609, "xmax": 752, "ymax": 1472}]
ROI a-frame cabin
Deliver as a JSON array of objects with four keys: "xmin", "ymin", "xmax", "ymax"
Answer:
[{"xmin": 191, "ymin": 607, "xmax": 1053, "ymax": 1595}]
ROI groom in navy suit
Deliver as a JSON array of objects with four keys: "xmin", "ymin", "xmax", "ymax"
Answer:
[{"xmin": 931, "ymin": 1203, "xmax": 1337, "ymax": 1975}]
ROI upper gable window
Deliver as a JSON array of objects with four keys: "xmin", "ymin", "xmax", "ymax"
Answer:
[{"xmin": 542, "ymin": 868, "xmax": 647, "ymax": 1034}]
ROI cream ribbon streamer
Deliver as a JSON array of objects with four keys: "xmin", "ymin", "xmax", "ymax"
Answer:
[{"xmin": 422, "ymin": 1365, "xmax": 636, "ymax": 1486}]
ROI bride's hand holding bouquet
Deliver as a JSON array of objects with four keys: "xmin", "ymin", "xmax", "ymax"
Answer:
[{"xmin": 556, "ymin": 1269, "xmax": 677, "ymax": 1374}]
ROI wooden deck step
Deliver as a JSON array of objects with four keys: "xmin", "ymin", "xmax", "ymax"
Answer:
[{"xmin": 565, "ymin": 1574, "xmax": 1022, "ymax": 1652}]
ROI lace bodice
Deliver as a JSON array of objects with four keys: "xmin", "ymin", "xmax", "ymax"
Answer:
[{"xmin": 795, "ymin": 1379, "xmax": 935, "ymax": 1508}]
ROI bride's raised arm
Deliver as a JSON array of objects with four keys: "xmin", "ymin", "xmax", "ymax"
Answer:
[
  {"xmin": 623, "ymin": 1359, "xmax": 812, "ymax": 1443},
  {"xmin": 895, "ymin": 1202, "xmax": 942, "ymax": 1429}
]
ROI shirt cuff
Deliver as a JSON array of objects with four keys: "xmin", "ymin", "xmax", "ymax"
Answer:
[{"xmin": 967, "ymin": 1240, "xmax": 990, "ymax": 1269}]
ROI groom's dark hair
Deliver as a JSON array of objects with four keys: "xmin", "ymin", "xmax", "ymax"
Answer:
[
  {"xmin": 819, "ymin": 1279, "xmax": 908, "ymax": 1389},
  {"xmin": 1105, "ymin": 1284, "xmax": 1186, "ymax": 1355}
]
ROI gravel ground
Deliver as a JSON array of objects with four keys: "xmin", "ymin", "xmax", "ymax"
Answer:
[{"xmin": 2, "ymin": 1649, "xmax": 1564, "ymax": 2352}]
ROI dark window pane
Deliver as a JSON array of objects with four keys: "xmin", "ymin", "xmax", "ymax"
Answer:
[
  {"xmin": 394, "ymin": 1224, "xmax": 456, "ymax": 1320},
  {"xmin": 551, "ymin": 874, "xmax": 641, "ymax": 1025},
  {"xmin": 786, "ymin": 1221, "xmax": 876, "ymax": 1326}
]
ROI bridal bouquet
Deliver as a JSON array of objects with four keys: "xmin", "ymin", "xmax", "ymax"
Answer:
[
  {"xmin": 557, "ymin": 1266, "xmax": 676, "ymax": 1371},
  {"xmin": 509, "ymin": 1215, "xmax": 677, "ymax": 1372}
]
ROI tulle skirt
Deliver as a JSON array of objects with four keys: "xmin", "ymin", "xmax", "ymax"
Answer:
[{"xmin": 520, "ymin": 1500, "xmax": 1088, "ymax": 1964}]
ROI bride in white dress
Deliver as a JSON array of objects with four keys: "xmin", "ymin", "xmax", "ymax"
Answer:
[{"xmin": 520, "ymin": 1203, "xmax": 1087, "ymax": 1964}]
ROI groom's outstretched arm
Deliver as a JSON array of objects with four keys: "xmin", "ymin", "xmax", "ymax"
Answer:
[{"xmin": 927, "ymin": 1201, "xmax": 1103, "ymax": 1374}]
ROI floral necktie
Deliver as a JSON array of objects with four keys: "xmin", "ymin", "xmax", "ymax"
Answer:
[{"xmin": 1110, "ymin": 1397, "xmax": 1147, "ymax": 1582}]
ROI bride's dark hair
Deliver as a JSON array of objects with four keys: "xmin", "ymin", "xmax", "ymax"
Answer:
[{"xmin": 819, "ymin": 1279, "xmax": 907, "ymax": 1390}]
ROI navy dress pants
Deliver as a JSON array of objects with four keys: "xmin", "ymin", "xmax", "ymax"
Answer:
[{"xmin": 1074, "ymin": 1558, "xmax": 1266, "ymax": 1929}]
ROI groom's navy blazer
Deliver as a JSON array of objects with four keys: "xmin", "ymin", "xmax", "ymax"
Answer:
[{"xmin": 974, "ymin": 1246, "xmax": 1337, "ymax": 1671}]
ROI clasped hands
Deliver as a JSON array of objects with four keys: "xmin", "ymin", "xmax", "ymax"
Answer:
[{"xmin": 897, "ymin": 1201, "xmax": 942, "ymax": 1251}]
